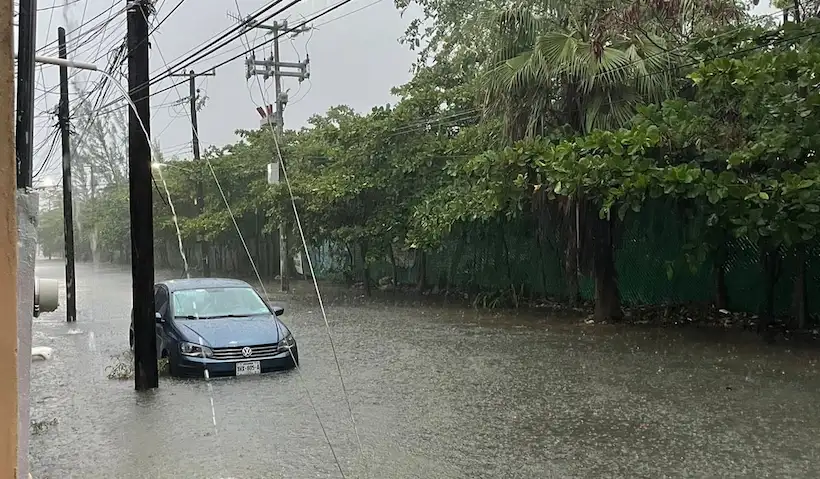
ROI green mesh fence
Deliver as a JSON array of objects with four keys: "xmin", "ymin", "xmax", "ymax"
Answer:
[
  {"xmin": 328, "ymin": 207, "xmax": 820, "ymax": 318},
  {"xmin": 165, "ymin": 205, "xmax": 819, "ymax": 319}
]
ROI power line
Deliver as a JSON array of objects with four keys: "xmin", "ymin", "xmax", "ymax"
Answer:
[
  {"xmin": 36, "ymin": 2, "xmax": 126, "ymax": 55},
  {"xmin": 32, "ymin": 127, "xmax": 62, "ymax": 180},
  {"xmin": 96, "ymin": 0, "xmax": 356, "ymax": 114},
  {"xmin": 150, "ymin": 0, "xmax": 296, "ymax": 79}
]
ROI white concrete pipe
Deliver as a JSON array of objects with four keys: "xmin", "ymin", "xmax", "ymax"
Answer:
[{"xmin": 33, "ymin": 277, "xmax": 59, "ymax": 317}]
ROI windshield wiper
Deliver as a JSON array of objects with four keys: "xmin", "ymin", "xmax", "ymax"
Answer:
[{"xmin": 175, "ymin": 313, "xmax": 262, "ymax": 319}]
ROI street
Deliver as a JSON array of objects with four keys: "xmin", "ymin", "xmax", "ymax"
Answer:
[{"xmin": 29, "ymin": 260, "xmax": 820, "ymax": 478}]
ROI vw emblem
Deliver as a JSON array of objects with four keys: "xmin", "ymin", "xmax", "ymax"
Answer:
[{"xmin": 241, "ymin": 347, "xmax": 253, "ymax": 358}]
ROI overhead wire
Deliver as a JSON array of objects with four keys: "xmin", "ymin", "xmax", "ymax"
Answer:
[
  {"xmin": 385, "ymin": 7, "xmax": 802, "ymax": 140},
  {"xmin": 227, "ymin": 3, "xmax": 350, "ymax": 476},
  {"xmin": 32, "ymin": 6, "xmax": 127, "ymax": 106},
  {"xmin": 148, "ymin": 0, "xmax": 294, "ymax": 79},
  {"xmin": 32, "ymin": 127, "xmax": 62, "ymax": 180},
  {"xmin": 139, "ymin": 7, "xmax": 266, "ymax": 476},
  {"xmin": 36, "ymin": 1, "xmax": 124, "ymax": 54},
  {"xmin": 312, "ymin": 0, "xmax": 382, "ymax": 28},
  {"xmin": 87, "ymin": 3, "xmax": 804, "ymax": 146},
  {"xmin": 95, "ymin": 0, "xmax": 363, "ymax": 114},
  {"xmin": 235, "ymin": 1, "xmax": 367, "ymax": 477},
  {"xmin": 143, "ymin": 1, "xmax": 354, "ymax": 475}
]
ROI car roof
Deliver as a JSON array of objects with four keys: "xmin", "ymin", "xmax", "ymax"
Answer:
[{"xmin": 158, "ymin": 278, "xmax": 254, "ymax": 293}]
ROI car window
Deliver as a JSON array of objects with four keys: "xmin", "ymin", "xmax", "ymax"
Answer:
[
  {"xmin": 171, "ymin": 287, "xmax": 270, "ymax": 319},
  {"xmin": 154, "ymin": 286, "xmax": 169, "ymax": 317}
]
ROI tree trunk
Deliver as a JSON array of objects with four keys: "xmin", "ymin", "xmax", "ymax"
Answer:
[
  {"xmin": 446, "ymin": 231, "xmax": 467, "ymax": 294},
  {"xmin": 535, "ymin": 230, "xmax": 548, "ymax": 298},
  {"xmin": 792, "ymin": 247, "xmax": 808, "ymax": 330},
  {"xmin": 500, "ymin": 225, "xmax": 518, "ymax": 308},
  {"xmin": 714, "ymin": 259, "xmax": 728, "ymax": 310},
  {"xmin": 388, "ymin": 242, "xmax": 398, "ymax": 290},
  {"xmin": 757, "ymin": 245, "xmax": 780, "ymax": 341},
  {"xmin": 360, "ymin": 241, "xmax": 371, "ymax": 297},
  {"xmin": 343, "ymin": 243, "xmax": 355, "ymax": 284},
  {"xmin": 592, "ymin": 215, "xmax": 622, "ymax": 322},
  {"xmin": 415, "ymin": 249, "xmax": 427, "ymax": 293},
  {"xmin": 564, "ymin": 198, "xmax": 580, "ymax": 304}
]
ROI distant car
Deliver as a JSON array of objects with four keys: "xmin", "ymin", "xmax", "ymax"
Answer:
[{"xmin": 129, "ymin": 278, "xmax": 298, "ymax": 378}]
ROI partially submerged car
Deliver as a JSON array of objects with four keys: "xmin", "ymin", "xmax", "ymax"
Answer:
[{"xmin": 130, "ymin": 278, "xmax": 298, "ymax": 378}]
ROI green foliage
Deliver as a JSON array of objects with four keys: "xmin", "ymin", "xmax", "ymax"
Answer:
[
  {"xmin": 59, "ymin": 7, "xmax": 820, "ymax": 325},
  {"xmin": 37, "ymin": 206, "xmax": 64, "ymax": 258}
]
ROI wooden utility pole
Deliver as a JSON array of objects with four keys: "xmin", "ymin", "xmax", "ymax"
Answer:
[
  {"xmin": 15, "ymin": 0, "xmax": 36, "ymax": 189},
  {"xmin": 58, "ymin": 27, "xmax": 77, "ymax": 323},
  {"xmin": 170, "ymin": 69, "xmax": 215, "ymax": 277},
  {"xmin": 127, "ymin": 0, "xmax": 158, "ymax": 390},
  {"xmin": 1, "ymin": 0, "xmax": 20, "ymax": 474},
  {"xmin": 245, "ymin": 19, "xmax": 310, "ymax": 292}
]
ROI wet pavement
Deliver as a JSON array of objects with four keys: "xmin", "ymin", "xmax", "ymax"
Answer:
[{"xmin": 29, "ymin": 260, "xmax": 820, "ymax": 478}]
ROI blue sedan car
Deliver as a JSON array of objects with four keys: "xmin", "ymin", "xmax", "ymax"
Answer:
[{"xmin": 129, "ymin": 278, "xmax": 299, "ymax": 378}]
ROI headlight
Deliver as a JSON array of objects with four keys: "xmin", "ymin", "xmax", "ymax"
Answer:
[
  {"xmin": 277, "ymin": 334, "xmax": 296, "ymax": 349},
  {"xmin": 180, "ymin": 341, "xmax": 213, "ymax": 358}
]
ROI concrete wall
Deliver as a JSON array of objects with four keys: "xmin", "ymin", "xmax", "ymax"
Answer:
[{"xmin": 16, "ymin": 191, "xmax": 37, "ymax": 478}]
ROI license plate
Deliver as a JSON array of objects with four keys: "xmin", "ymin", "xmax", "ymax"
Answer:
[{"xmin": 235, "ymin": 361, "xmax": 261, "ymax": 376}]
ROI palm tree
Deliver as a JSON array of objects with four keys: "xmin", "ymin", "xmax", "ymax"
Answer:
[
  {"xmin": 482, "ymin": 0, "xmax": 746, "ymax": 319},
  {"xmin": 484, "ymin": 0, "xmax": 745, "ymax": 137}
]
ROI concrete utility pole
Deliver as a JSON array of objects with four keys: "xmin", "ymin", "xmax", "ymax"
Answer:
[
  {"xmin": 244, "ymin": 19, "xmax": 310, "ymax": 293},
  {"xmin": 58, "ymin": 27, "xmax": 77, "ymax": 323},
  {"xmin": 127, "ymin": 0, "xmax": 158, "ymax": 391},
  {"xmin": 170, "ymin": 69, "xmax": 215, "ymax": 277},
  {"xmin": 1, "ymin": 0, "xmax": 19, "ymax": 475}
]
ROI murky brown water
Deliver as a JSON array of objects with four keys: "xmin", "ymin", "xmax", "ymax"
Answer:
[{"xmin": 30, "ymin": 260, "xmax": 820, "ymax": 478}]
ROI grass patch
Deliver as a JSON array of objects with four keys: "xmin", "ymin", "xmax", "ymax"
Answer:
[{"xmin": 106, "ymin": 351, "xmax": 170, "ymax": 380}]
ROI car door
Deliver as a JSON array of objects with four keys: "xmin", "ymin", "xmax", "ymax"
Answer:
[{"xmin": 154, "ymin": 286, "xmax": 171, "ymax": 358}]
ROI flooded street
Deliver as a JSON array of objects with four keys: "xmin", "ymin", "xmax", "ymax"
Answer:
[{"xmin": 30, "ymin": 260, "xmax": 820, "ymax": 478}]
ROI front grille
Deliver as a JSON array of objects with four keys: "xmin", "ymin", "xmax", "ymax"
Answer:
[{"xmin": 212, "ymin": 343, "xmax": 282, "ymax": 360}]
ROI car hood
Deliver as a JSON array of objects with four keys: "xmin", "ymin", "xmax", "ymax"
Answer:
[{"xmin": 174, "ymin": 315, "xmax": 288, "ymax": 348}]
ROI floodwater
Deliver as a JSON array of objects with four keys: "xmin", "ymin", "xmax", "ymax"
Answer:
[{"xmin": 29, "ymin": 260, "xmax": 820, "ymax": 478}]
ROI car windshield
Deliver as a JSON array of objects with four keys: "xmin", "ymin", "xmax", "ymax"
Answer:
[{"xmin": 172, "ymin": 286, "xmax": 270, "ymax": 319}]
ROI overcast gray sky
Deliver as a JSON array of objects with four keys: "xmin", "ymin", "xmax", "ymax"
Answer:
[
  {"xmin": 27, "ymin": 0, "xmax": 778, "ymax": 186},
  {"xmin": 29, "ymin": 0, "xmax": 419, "ymax": 185}
]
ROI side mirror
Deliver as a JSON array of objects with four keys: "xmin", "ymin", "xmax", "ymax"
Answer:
[
  {"xmin": 155, "ymin": 312, "xmax": 163, "ymax": 323},
  {"xmin": 272, "ymin": 306, "xmax": 284, "ymax": 316}
]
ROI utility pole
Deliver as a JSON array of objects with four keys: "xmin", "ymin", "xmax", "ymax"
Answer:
[
  {"xmin": 58, "ymin": 27, "xmax": 77, "ymax": 324},
  {"xmin": 1, "ymin": 0, "xmax": 20, "ymax": 473},
  {"xmin": 127, "ymin": 0, "xmax": 158, "ymax": 391},
  {"xmin": 15, "ymin": 0, "xmax": 36, "ymax": 189},
  {"xmin": 244, "ymin": 19, "xmax": 310, "ymax": 292},
  {"xmin": 170, "ymin": 69, "xmax": 215, "ymax": 277}
]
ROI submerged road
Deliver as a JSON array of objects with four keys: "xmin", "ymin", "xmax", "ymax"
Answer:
[{"xmin": 29, "ymin": 260, "xmax": 820, "ymax": 478}]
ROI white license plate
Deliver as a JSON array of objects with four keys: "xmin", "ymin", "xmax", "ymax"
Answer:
[{"xmin": 235, "ymin": 361, "xmax": 261, "ymax": 376}]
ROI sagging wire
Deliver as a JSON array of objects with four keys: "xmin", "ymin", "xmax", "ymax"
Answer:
[
  {"xmin": 234, "ymin": 2, "xmax": 356, "ymax": 477},
  {"xmin": 240, "ymin": 10, "xmax": 368, "ymax": 479},
  {"xmin": 151, "ymin": 163, "xmax": 190, "ymax": 278},
  {"xmin": 93, "ymin": 0, "xmax": 359, "ymax": 115},
  {"xmin": 140, "ymin": 8, "xmax": 295, "ymax": 477}
]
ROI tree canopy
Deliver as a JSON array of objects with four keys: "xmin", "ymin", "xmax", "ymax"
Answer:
[{"xmin": 40, "ymin": 2, "xmax": 820, "ymax": 331}]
